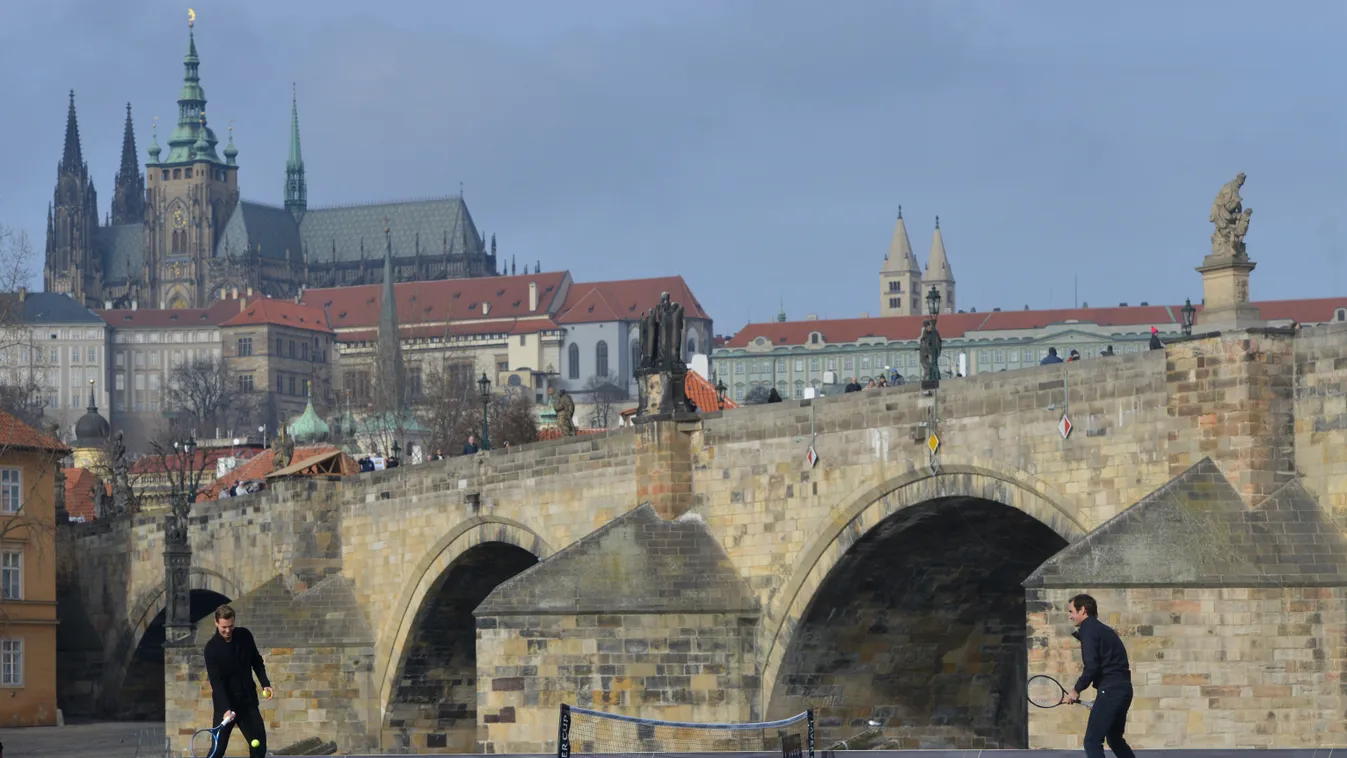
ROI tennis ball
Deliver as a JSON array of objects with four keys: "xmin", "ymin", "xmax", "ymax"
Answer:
[{"xmin": 251, "ymin": 739, "xmax": 260, "ymax": 748}]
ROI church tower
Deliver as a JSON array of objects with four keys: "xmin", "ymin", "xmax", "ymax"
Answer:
[
  {"xmin": 879, "ymin": 206, "xmax": 922, "ymax": 317},
  {"xmin": 284, "ymin": 86, "xmax": 307, "ymax": 224},
  {"xmin": 922, "ymin": 216, "xmax": 956, "ymax": 314},
  {"xmin": 44, "ymin": 91, "xmax": 101, "ymax": 307},
  {"xmin": 110, "ymin": 103, "xmax": 146, "ymax": 226},
  {"xmin": 143, "ymin": 12, "xmax": 239, "ymax": 308}
]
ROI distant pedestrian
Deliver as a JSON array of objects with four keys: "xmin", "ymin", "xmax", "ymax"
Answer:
[
  {"xmin": 1041, "ymin": 348, "xmax": 1063, "ymax": 365},
  {"xmin": 463, "ymin": 435, "xmax": 479, "ymax": 455},
  {"xmin": 1148, "ymin": 327, "xmax": 1163, "ymax": 350}
]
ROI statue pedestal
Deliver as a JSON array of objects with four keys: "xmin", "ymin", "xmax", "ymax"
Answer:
[
  {"xmin": 1195, "ymin": 254, "xmax": 1263, "ymax": 332},
  {"xmin": 635, "ymin": 369, "xmax": 694, "ymax": 422}
]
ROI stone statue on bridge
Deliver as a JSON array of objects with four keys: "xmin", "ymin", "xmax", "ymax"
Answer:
[
  {"xmin": 635, "ymin": 292, "xmax": 693, "ymax": 418},
  {"xmin": 1209, "ymin": 172, "xmax": 1252, "ymax": 259},
  {"xmin": 919, "ymin": 318, "xmax": 943, "ymax": 386}
]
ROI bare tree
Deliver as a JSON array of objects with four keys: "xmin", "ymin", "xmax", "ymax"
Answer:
[
  {"xmin": 165, "ymin": 355, "xmax": 253, "ymax": 438},
  {"xmin": 583, "ymin": 374, "xmax": 627, "ymax": 429},
  {"xmin": 0, "ymin": 226, "xmax": 47, "ymax": 432},
  {"xmin": 418, "ymin": 369, "xmax": 539, "ymax": 455}
]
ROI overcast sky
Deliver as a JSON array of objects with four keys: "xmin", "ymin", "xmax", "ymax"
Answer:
[{"xmin": 2, "ymin": 0, "xmax": 1343, "ymax": 334}]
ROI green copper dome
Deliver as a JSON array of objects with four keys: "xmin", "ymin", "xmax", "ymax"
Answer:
[{"xmin": 286, "ymin": 397, "xmax": 331, "ymax": 443}]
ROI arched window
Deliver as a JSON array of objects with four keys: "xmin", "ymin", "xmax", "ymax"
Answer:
[
  {"xmin": 171, "ymin": 229, "xmax": 185, "ymax": 255},
  {"xmin": 630, "ymin": 340, "xmax": 640, "ymax": 379},
  {"xmin": 568, "ymin": 343, "xmax": 580, "ymax": 380},
  {"xmin": 687, "ymin": 333, "xmax": 698, "ymax": 356},
  {"xmin": 595, "ymin": 340, "xmax": 609, "ymax": 378}
]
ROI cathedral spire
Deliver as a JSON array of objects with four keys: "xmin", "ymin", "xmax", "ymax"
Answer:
[
  {"xmin": 161, "ymin": 10, "xmax": 221, "ymax": 164},
  {"xmin": 375, "ymin": 219, "xmax": 407, "ymax": 420},
  {"xmin": 285, "ymin": 84, "xmax": 307, "ymax": 223},
  {"xmin": 111, "ymin": 103, "xmax": 146, "ymax": 225},
  {"xmin": 923, "ymin": 216, "xmax": 956, "ymax": 314},
  {"xmin": 61, "ymin": 90, "xmax": 84, "ymax": 171}
]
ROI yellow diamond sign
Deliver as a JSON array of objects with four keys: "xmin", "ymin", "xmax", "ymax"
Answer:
[{"xmin": 927, "ymin": 433, "xmax": 940, "ymax": 455}]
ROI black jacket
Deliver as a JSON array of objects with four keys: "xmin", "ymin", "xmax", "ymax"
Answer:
[
  {"xmin": 1072, "ymin": 615, "xmax": 1131, "ymax": 693},
  {"xmin": 204, "ymin": 627, "xmax": 271, "ymax": 712}
]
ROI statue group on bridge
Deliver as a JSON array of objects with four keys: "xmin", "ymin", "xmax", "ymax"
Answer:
[{"xmin": 635, "ymin": 292, "xmax": 694, "ymax": 417}]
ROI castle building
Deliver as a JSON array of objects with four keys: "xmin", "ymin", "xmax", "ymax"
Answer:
[
  {"xmin": 878, "ymin": 208, "xmax": 955, "ymax": 317},
  {"xmin": 44, "ymin": 17, "xmax": 499, "ymax": 311}
]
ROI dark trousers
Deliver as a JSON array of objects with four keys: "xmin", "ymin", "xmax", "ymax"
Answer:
[
  {"xmin": 210, "ymin": 702, "xmax": 266, "ymax": 758},
  {"xmin": 1083, "ymin": 682, "xmax": 1135, "ymax": 758}
]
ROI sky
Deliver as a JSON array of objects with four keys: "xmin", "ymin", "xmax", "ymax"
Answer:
[{"xmin": 1, "ymin": 0, "xmax": 1344, "ymax": 336}]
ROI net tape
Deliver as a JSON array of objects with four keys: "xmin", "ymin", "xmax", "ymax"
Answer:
[{"xmin": 558, "ymin": 704, "xmax": 814, "ymax": 758}]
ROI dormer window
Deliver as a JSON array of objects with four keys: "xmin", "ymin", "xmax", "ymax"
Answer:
[
  {"xmin": 754, "ymin": 337, "xmax": 767, "ymax": 346},
  {"xmin": 1336, "ymin": 308, "xmax": 1346, "ymax": 322},
  {"xmin": 809, "ymin": 333, "xmax": 821, "ymax": 345}
]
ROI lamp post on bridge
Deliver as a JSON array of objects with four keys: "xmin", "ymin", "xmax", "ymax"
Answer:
[
  {"xmin": 919, "ymin": 286, "xmax": 944, "ymax": 390},
  {"xmin": 478, "ymin": 372, "xmax": 492, "ymax": 451},
  {"xmin": 1182, "ymin": 298, "xmax": 1197, "ymax": 336}
]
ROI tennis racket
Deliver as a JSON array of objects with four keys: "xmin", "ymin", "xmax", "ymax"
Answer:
[
  {"xmin": 190, "ymin": 712, "xmax": 234, "ymax": 757},
  {"xmin": 1027, "ymin": 674, "xmax": 1093, "ymax": 710}
]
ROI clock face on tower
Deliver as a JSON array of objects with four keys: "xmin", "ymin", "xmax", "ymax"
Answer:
[{"xmin": 172, "ymin": 209, "xmax": 187, "ymax": 229}]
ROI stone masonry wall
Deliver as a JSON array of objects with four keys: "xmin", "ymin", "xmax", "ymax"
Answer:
[
  {"xmin": 1293, "ymin": 323, "xmax": 1347, "ymax": 527},
  {"xmin": 476, "ymin": 611, "xmax": 758, "ymax": 754},
  {"xmin": 166, "ymin": 641, "xmax": 376, "ymax": 757},
  {"xmin": 1026, "ymin": 586, "xmax": 1347, "ymax": 750}
]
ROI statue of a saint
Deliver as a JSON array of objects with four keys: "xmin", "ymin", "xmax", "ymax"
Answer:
[
  {"xmin": 1209, "ymin": 173, "xmax": 1252, "ymax": 258},
  {"xmin": 656, "ymin": 292, "xmax": 685, "ymax": 370},
  {"xmin": 919, "ymin": 319, "xmax": 943, "ymax": 384}
]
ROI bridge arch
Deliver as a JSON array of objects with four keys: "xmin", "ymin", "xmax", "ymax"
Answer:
[
  {"xmin": 760, "ymin": 464, "xmax": 1088, "ymax": 749},
  {"xmin": 376, "ymin": 517, "xmax": 552, "ymax": 752}
]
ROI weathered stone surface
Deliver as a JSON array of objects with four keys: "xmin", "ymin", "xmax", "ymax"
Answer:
[
  {"xmin": 1028, "ymin": 458, "xmax": 1347, "ymax": 587},
  {"xmin": 477, "ymin": 503, "xmax": 758, "ymax": 616}
]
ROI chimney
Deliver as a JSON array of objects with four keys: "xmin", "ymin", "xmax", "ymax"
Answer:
[
  {"xmin": 806, "ymin": 314, "xmax": 818, "ymax": 321},
  {"xmin": 240, "ymin": 297, "xmax": 248, "ymax": 312},
  {"xmin": 859, "ymin": 311, "xmax": 869, "ymax": 318},
  {"xmin": 18, "ymin": 287, "xmax": 26, "ymax": 302},
  {"xmin": 482, "ymin": 301, "xmax": 491, "ymax": 315},
  {"xmin": 132, "ymin": 300, "xmax": 138, "ymax": 311},
  {"xmin": 528, "ymin": 281, "xmax": 538, "ymax": 312},
  {"xmin": 103, "ymin": 300, "xmax": 111, "ymax": 309}
]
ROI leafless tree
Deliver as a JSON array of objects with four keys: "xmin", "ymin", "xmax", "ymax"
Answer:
[
  {"xmin": 165, "ymin": 355, "xmax": 254, "ymax": 438},
  {"xmin": 418, "ymin": 368, "xmax": 539, "ymax": 455},
  {"xmin": 583, "ymin": 374, "xmax": 627, "ymax": 429},
  {"xmin": 0, "ymin": 226, "xmax": 47, "ymax": 432}
]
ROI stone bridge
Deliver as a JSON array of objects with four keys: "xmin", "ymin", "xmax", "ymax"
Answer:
[{"xmin": 57, "ymin": 326, "xmax": 1347, "ymax": 754}]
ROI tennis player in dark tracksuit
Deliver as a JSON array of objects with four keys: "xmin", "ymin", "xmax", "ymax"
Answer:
[
  {"xmin": 203, "ymin": 604, "xmax": 273, "ymax": 758},
  {"xmin": 1064, "ymin": 594, "xmax": 1135, "ymax": 758}
]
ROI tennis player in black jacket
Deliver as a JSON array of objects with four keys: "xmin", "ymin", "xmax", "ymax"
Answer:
[
  {"xmin": 1063, "ymin": 594, "xmax": 1135, "ymax": 758},
  {"xmin": 203, "ymin": 604, "xmax": 273, "ymax": 758}
]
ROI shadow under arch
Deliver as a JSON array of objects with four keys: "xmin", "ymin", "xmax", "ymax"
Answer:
[
  {"xmin": 374, "ymin": 517, "xmax": 553, "ymax": 722},
  {"xmin": 759, "ymin": 463, "xmax": 1089, "ymax": 726}
]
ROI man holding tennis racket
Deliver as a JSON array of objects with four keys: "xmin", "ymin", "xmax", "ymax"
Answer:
[
  {"xmin": 203, "ymin": 605, "xmax": 273, "ymax": 758},
  {"xmin": 1063, "ymin": 594, "xmax": 1135, "ymax": 758}
]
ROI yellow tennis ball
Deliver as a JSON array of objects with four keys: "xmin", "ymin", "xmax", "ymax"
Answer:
[{"xmin": 251, "ymin": 739, "xmax": 260, "ymax": 748}]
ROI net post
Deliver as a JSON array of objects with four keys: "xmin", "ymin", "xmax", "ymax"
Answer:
[
  {"xmin": 806, "ymin": 709, "xmax": 815, "ymax": 758},
  {"xmin": 557, "ymin": 703, "xmax": 572, "ymax": 758}
]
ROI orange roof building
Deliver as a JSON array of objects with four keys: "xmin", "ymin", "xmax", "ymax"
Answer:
[{"xmin": 714, "ymin": 297, "xmax": 1347, "ymax": 402}]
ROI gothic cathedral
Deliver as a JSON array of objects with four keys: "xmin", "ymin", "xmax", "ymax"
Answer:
[{"xmin": 45, "ymin": 16, "xmax": 500, "ymax": 310}]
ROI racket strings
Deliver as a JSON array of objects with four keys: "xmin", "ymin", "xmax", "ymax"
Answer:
[{"xmin": 1027, "ymin": 675, "xmax": 1066, "ymax": 707}]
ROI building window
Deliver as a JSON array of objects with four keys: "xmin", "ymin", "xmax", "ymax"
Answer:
[
  {"xmin": 568, "ymin": 344, "xmax": 580, "ymax": 380},
  {"xmin": 1, "ymin": 552, "xmax": 20, "ymax": 599},
  {"xmin": 408, "ymin": 367, "xmax": 422, "ymax": 399},
  {"xmin": 0, "ymin": 639, "xmax": 20, "ymax": 687},
  {"xmin": 288, "ymin": 339, "xmax": 296, "ymax": 358},
  {"xmin": 301, "ymin": 342, "xmax": 309, "ymax": 361},
  {"xmin": 889, "ymin": 297, "xmax": 900, "ymax": 310},
  {"xmin": 237, "ymin": 337, "xmax": 252, "ymax": 357},
  {"xmin": 595, "ymin": 341, "xmax": 609, "ymax": 378},
  {"xmin": 630, "ymin": 341, "xmax": 640, "ymax": 379},
  {"xmin": 276, "ymin": 338, "xmax": 284, "ymax": 356},
  {"xmin": 0, "ymin": 469, "xmax": 19, "ymax": 514},
  {"xmin": 888, "ymin": 280, "xmax": 900, "ymax": 292},
  {"xmin": 238, "ymin": 375, "xmax": 254, "ymax": 393},
  {"xmin": 289, "ymin": 376, "xmax": 297, "ymax": 396},
  {"xmin": 277, "ymin": 374, "xmax": 284, "ymax": 393}
]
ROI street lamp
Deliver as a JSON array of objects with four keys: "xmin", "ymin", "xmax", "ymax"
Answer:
[
  {"xmin": 925, "ymin": 286, "xmax": 942, "ymax": 318},
  {"xmin": 1181, "ymin": 298, "xmax": 1196, "ymax": 336},
  {"xmin": 478, "ymin": 372, "xmax": 492, "ymax": 450},
  {"xmin": 714, "ymin": 376, "xmax": 727, "ymax": 410}
]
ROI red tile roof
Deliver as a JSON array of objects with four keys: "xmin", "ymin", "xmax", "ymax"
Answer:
[
  {"xmin": 203, "ymin": 444, "xmax": 348, "ymax": 498},
  {"xmin": 220, "ymin": 297, "xmax": 334, "ymax": 334},
  {"xmin": 128, "ymin": 447, "xmax": 255, "ymax": 477},
  {"xmin": 63, "ymin": 467, "xmax": 107, "ymax": 522},
  {"xmin": 95, "ymin": 298, "xmax": 242, "ymax": 328},
  {"xmin": 722, "ymin": 297, "xmax": 1347, "ymax": 348},
  {"xmin": 336, "ymin": 317, "xmax": 561, "ymax": 343},
  {"xmin": 685, "ymin": 370, "xmax": 737, "ymax": 411},
  {"xmin": 0, "ymin": 408, "xmax": 70, "ymax": 454},
  {"xmin": 556, "ymin": 276, "xmax": 711, "ymax": 324},
  {"xmin": 298, "ymin": 272, "xmax": 571, "ymax": 332}
]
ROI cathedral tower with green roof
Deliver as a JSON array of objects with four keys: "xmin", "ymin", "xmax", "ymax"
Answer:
[{"xmin": 45, "ymin": 11, "xmax": 502, "ymax": 311}]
